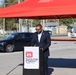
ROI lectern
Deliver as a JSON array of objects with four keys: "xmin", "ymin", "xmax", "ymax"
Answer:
[{"xmin": 23, "ymin": 47, "xmax": 44, "ymax": 75}]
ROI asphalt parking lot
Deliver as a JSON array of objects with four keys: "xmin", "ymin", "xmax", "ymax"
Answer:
[
  {"xmin": 49, "ymin": 41, "xmax": 76, "ymax": 75},
  {"xmin": 0, "ymin": 41, "xmax": 76, "ymax": 75},
  {"xmin": 0, "ymin": 51, "xmax": 23, "ymax": 75}
]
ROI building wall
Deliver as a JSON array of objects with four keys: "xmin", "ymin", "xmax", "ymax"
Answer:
[{"xmin": 56, "ymin": 26, "xmax": 68, "ymax": 34}]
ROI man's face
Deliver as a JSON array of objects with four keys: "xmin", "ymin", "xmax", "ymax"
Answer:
[{"xmin": 36, "ymin": 26, "xmax": 42, "ymax": 33}]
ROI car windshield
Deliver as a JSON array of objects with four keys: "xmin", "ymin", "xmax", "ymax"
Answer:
[{"xmin": 5, "ymin": 34, "xmax": 15, "ymax": 39}]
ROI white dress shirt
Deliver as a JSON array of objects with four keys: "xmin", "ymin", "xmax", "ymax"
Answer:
[{"xmin": 38, "ymin": 31, "xmax": 43, "ymax": 42}]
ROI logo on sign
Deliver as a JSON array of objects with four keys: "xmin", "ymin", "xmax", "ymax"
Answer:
[{"xmin": 26, "ymin": 52, "xmax": 33, "ymax": 58}]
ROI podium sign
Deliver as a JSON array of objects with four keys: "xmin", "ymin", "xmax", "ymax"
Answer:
[
  {"xmin": 24, "ymin": 47, "xmax": 39, "ymax": 69},
  {"xmin": 23, "ymin": 47, "xmax": 40, "ymax": 75}
]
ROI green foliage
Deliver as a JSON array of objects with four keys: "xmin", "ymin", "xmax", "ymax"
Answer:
[
  {"xmin": 6, "ymin": 0, "xmax": 18, "ymax": 6},
  {"xmin": 5, "ymin": 0, "xmax": 18, "ymax": 30},
  {"xmin": 6, "ymin": 0, "xmax": 24, "ymax": 6},
  {"xmin": 0, "ymin": 0, "xmax": 24, "ymax": 31},
  {"xmin": 33, "ymin": 20, "xmax": 40, "ymax": 26},
  {"xmin": 0, "ymin": 19, "xmax": 3, "ymax": 28},
  {"xmin": 0, "ymin": 0, "xmax": 76, "ymax": 31},
  {"xmin": 59, "ymin": 19, "xmax": 74, "ymax": 29},
  {"xmin": 5, "ymin": 19, "xmax": 17, "ymax": 30}
]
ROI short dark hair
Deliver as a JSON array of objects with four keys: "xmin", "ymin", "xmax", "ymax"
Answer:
[{"xmin": 36, "ymin": 24, "xmax": 42, "ymax": 28}]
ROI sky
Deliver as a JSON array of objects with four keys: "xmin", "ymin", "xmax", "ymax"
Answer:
[{"xmin": 0, "ymin": 0, "xmax": 3, "ymax": 5}]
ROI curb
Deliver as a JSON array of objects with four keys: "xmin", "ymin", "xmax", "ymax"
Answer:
[{"xmin": 51, "ymin": 38, "xmax": 76, "ymax": 41}]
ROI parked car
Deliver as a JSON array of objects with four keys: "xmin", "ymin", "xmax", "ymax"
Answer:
[
  {"xmin": 70, "ymin": 27, "xmax": 76, "ymax": 38},
  {"xmin": 0, "ymin": 32, "xmax": 33, "ymax": 52},
  {"xmin": 48, "ymin": 30, "xmax": 52, "ymax": 35}
]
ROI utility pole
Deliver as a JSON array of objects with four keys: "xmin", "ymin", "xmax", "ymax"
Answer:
[
  {"xmin": 3, "ymin": 0, "xmax": 6, "ymax": 36},
  {"xmin": 42, "ymin": 19, "xmax": 45, "ymax": 29},
  {"xmin": 57, "ymin": 19, "xmax": 60, "ymax": 34},
  {"xmin": 40, "ymin": 19, "xmax": 45, "ymax": 30},
  {"xmin": 18, "ymin": 0, "xmax": 22, "ymax": 32},
  {"xmin": 3, "ymin": 18, "xmax": 5, "ymax": 36},
  {"xmin": 3, "ymin": 0, "xmax": 8, "ymax": 36}
]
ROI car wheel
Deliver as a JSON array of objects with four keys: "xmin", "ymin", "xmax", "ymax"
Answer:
[{"xmin": 6, "ymin": 44, "xmax": 14, "ymax": 52}]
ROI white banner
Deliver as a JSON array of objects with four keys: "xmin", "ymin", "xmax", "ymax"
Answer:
[{"xmin": 24, "ymin": 47, "xmax": 39, "ymax": 69}]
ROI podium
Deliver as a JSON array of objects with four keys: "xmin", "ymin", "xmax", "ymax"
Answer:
[{"xmin": 23, "ymin": 47, "xmax": 44, "ymax": 75}]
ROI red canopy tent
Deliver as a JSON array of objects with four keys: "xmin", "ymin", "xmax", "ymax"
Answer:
[{"xmin": 0, "ymin": 0, "xmax": 76, "ymax": 19}]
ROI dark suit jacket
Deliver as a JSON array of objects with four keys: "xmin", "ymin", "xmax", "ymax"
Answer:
[{"xmin": 31, "ymin": 30, "xmax": 51, "ymax": 57}]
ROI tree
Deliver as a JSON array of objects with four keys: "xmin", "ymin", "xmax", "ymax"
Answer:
[
  {"xmin": 59, "ymin": 19, "xmax": 74, "ymax": 29},
  {"xmin": 0, "ymin": 0, "xmax": 76, "ymax": 31},
  {"xmin": 0, "ymin": 19, "xmax": 3, "ymax": 28},
  {"xmin": 33, "ymin": 20, "xmax": 40, "ymax": 26},
  {"xmin": 0, "ymin": 0, "xmax": 24, "ymax": 31},
  {"xmin": 6, "ymin": 0, "xmax": 24, "ymax": 6}
]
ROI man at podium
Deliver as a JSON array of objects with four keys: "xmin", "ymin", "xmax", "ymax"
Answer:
[{"xmin": 31, "ymin": 24, "xmax": 51, "ymax": 75}]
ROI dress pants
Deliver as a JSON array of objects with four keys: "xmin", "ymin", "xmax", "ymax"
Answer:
[
  {"xmin": 44, "ymin": 56, "xmax": 48, "ymax": 75},
  {"xmin": 40, "ymin": 50, "xmax": 48, "ymax": 75}
]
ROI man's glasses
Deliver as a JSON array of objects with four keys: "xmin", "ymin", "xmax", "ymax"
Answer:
[{"xmin": 36, "ymin": 28, "xmax": 41, "ymax": 31}]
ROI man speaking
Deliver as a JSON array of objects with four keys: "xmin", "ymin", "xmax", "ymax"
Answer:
[{"xmin": 31, "ymin": 24, "xmax": 51, "ymax": 75}]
